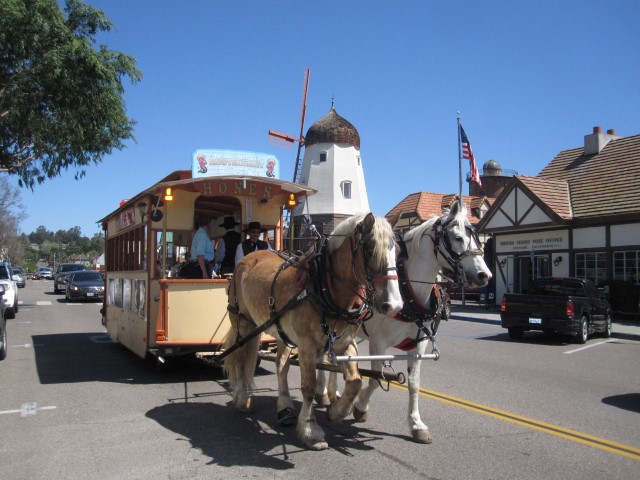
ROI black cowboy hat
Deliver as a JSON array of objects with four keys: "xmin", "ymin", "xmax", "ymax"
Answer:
[
  {"xmin": 243, "ymin": 221, "xmax": 267, "ymax": 233},
  {"xmin": 219, "ymin": 216, "xmax": 240, "ymax": 229}
]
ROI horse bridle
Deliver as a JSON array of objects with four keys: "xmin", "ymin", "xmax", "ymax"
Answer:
[
  {"xmin": 349, "ymin": 220, "xmax": 399, "ymax": 304},
  {"xmin": 430, "ymin": 216, "xmax": 484, "ymax": 288}
]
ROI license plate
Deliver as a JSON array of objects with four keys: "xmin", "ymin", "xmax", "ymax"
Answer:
[
  {"xmin": 86, "ymin": 292, "xmax": 94, "ymax": 297},
  {"xmin": 529, "ymin": 317, "xmax": 542, "ymax": 324}
]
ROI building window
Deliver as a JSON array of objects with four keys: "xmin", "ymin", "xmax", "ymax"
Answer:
[
  {"xmin": 319, "ymin": 152, "xmax": 327, "ymax": 162},
  {"xmin": 613, "ymin": 250, "xmax": 639, "ymax": 284},
  {"xmin": 575, "ymin": 252, "xmax": 607, "ymax": 286},
  {"xmin": 341, "ymin": 181, "xmax": 352, "ymax": 199},
  {"xmin": 356, "ymin": 155, "xmax": 361, "ymax": 166}
]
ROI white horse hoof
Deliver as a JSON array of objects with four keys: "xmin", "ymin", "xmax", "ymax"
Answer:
[
  {"xmin": 412, "ymin": 429, "xmax": 433, "ymax": 444},
  {"xmin": 306, "ymin": 440, "xmax": 329, "ymax": 450},
  {"xmin": 353, "ymin": 406, "xmax": 368, "ymax": 422}
]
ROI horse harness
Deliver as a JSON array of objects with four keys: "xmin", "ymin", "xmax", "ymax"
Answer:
[
  {"xmin": 227, "ymin": 220, "xmax": 395, "ymax": 359},
  {"xmin": 361, "ymin": 233, "xmax": 445, "ymax": 351}
]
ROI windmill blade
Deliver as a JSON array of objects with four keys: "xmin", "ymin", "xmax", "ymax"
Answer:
[
  {"xmin": 293, "ymin": 68, "xmax": 310, "ymax": 183},
  {"xmin": 267, "ymin": 129, "xmax": 295, "ymax": 148}
]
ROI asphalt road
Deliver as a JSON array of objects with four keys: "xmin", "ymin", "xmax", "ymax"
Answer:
[{"xmin": 1, "ymin": 280, "xmax": 638, "ymax": 479}]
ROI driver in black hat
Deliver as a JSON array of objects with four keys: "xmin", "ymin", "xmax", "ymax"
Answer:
[{"xmin": 234, "ymin": 221, "xmax": 272, "ymax": 266}]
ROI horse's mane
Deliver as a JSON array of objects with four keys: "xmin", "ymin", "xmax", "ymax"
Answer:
[{"xmin": 327, "ymin": 213, "xmax": 393, "ymax": 270}]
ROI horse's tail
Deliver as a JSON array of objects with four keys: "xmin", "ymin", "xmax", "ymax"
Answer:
[{"xmin": 223, "ymin": 313, "xmax": 260, "ymax": 400}]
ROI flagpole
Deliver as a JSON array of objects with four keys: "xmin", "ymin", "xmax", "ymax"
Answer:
[
  {"xmin": 456, "ymin": 112, "xmax": 466, "ymax": 307},
  {"xmin": 457, "ymin": 112, "xmax": 462, "ymax": 200}
]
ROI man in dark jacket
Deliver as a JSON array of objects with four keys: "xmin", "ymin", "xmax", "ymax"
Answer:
[
  {"xmin": 235, "ymin": 221, "xmax": 272, "ymax": 266},
  {"xmin": 214, "ymin": 216, "xmax": 241, "ymax": 275}
]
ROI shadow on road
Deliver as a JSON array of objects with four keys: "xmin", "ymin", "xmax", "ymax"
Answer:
[
  {"xmin": 31, "ymin": 332, "xmax": 244, "ymax": 385},
  {"xmin": 602, "ymin": 393, "xmax": 640, "ymax": 413},
  {"xmin": 145, "ymin": 395, "xmax": 397, "ymax": 466}
]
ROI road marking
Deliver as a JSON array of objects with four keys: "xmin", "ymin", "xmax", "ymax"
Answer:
[
  {"xmin": 393, "ymin": 383, "xmax": 640, "ymax": 461},
  {"xmin": 0, "ymin": 403, "xmax": 57, "ymax": 417},
  {"xmin": 10, "ymin": 343, "xmax": 44, "ymax": 348},
  {"xmin": 36, "ymin": 301, "xmax": 52, "ymax": 306},
  {"xmin": 563, "ymin": 340, "xmax": 615, "ymax": 354}
]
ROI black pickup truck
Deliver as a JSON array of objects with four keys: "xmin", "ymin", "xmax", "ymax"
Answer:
[{"xmin": 500, "ymin": 277, "xmax": 612, "ymax": 343}]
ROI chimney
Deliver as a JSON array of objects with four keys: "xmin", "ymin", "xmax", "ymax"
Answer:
[{"xmin": 584, "ymin": 126, "xmax": 620, "ymax": 155}]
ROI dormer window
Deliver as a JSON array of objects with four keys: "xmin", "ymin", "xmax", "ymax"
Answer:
[
  {"xmin": 341, "ymin": 181, "xmax": 352, "ymax": 199},
  {"xmin": 319, "ymin": 152, "xmax": 327, "ymax": 162}
]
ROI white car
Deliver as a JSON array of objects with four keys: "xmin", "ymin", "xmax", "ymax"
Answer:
[{"xmin": 0, "ymin": 262, "xmax": 18, "ymax": 319}]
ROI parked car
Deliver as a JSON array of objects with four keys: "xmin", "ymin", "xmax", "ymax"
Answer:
[
  {"xmin": 54, "ymin": 263, "xmax": 85, "ymax": 293},
  {"xmin": 500, "ymin": 277, "xmax": 612, "ymax": 343},
  {"xmin": 65, "ymin": 270, "xmax": 105, "ymax": 302},
  {"xmin": 34, "ymin": 267, "xmax": 53, "ymax": 280},
  {"xmin": 0, "ymin": 262, "xmax": 18, "ymax": 319},
  {"xmin": 0, "ymin": 283, "xmax": 7, "ymax": 360},
  {"xmin": 11, "ymin": 267, "xmax": 26, "ymax": 288}
]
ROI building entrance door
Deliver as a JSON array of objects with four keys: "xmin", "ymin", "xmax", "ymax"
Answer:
[{"xmin": 515, "ymin": 254, "xmax": 550, "ymax": 292}]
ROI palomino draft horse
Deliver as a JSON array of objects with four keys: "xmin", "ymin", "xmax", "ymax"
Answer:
[
  {"xmin": 223, "ymin": 212, "xmax": 403, "ymax": 450},
  {"xmin": 316, "ymin": 200, "xmax": 492, "ymax": 443}
]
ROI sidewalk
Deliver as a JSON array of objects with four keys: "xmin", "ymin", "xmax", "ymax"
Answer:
[{"xmin": 449, "ymin": 301, "xmax": 640, "ymax": 341}]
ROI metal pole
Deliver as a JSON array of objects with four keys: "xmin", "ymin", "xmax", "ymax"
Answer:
[
  {"xmin": 457, "ymin": 113, "xmax": 466, "ymax": 306},
  {"xmin": 457, "ymin": 112, "xmax": 462, "ymax": 200},
  {"xmin": 162, "ymin": 200, "xmax": 167, "ymax": 279},
  {"xmin": 257, "ymin": 352, "xmax": 407, "ymax": 384},
  {"xmin": 331, "ymin": 353, "xmax": 439, "ymax": 362},
  {"xmin": 289, "ymin": 206, "xmax": 295, "ymax": 251}
]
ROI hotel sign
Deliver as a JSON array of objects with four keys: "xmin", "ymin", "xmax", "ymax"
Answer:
[{"xmin": 496, "ymin": 230, "xmax": 568, "ymax": 253}]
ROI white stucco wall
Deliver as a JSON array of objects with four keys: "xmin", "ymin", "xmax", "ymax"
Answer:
[{"xmin": 298, "ymin": 142, "xmax": 370, "ymax": 216}]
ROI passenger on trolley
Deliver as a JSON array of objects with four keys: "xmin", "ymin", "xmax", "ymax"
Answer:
[
  {"xmin": 213, "ymin": 216, "xmax": 241, "ymax": 275},
  {"xmin": 190, "ymin": 215, "xmax": 216, "ymax": 279},
  {"xmin": 234, "ymin": 221, "xmax": 273, "ymax": 266}
]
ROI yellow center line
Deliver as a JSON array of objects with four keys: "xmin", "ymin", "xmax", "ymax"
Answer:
[{"xmin": 391, "ymin": 382, "xmax": 640, "ymax": 461}]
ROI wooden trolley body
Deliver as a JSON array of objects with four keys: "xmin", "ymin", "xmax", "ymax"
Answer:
[{"xmin": 98, "ymin": 171, "xmax": 315, "ymax": 360}]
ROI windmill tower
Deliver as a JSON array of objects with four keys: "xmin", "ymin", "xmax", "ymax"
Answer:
[{"xmin": 293, "ymin": 100, "xmax": 370, "ymax": 237}]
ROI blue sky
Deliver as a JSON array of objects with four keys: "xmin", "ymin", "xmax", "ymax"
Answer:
[{"xmin": 11, "ymin": 0, "xmax": 640, "ymax": 237}]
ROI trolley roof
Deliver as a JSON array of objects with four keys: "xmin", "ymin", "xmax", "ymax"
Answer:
[{"xmin": 98, "ymin": 170, "xmax": 317, "ymax": 224}]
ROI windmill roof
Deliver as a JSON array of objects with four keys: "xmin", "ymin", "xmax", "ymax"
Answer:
[{"xmin": 305, "ymin": 107, "xmax": 360, "ymax": 149}]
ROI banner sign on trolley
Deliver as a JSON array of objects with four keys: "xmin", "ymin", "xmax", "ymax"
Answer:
[{"xmin": 192, "ymin": 149, "xmax": 280, "ymax": 179}]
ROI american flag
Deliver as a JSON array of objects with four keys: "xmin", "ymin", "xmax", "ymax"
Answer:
[{"xmin": 460, "ymin": 125, "xmax": 481, "ymax": 186}]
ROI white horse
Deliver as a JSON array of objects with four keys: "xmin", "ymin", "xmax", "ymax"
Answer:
[{"xmin": 316, "ymin": 200, "xmax": 492, "ymax": 443}]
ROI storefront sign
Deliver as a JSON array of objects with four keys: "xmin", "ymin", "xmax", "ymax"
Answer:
[
  {"xmin": 496, "ymin": 230, "xmax": 568, "ymax": 253},
  {"xmin": 192, "ymin": 149, "xmax": 280, "ymax": 179}
]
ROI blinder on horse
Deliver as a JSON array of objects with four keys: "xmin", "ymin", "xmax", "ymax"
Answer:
[{"xmin": 431, "ymin": 216, "xmax": 484, "ymax": 286}]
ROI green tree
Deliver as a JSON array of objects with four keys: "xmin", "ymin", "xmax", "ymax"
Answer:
[
  {"xmin": 0, "ymin": 0, "xmax": 142, "ymax": 187},
  {"xmin": 0, "ymin": 175, "xmax": 26, "ymax": 263}
]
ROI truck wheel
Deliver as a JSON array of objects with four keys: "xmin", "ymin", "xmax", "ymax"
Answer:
[
  {"xmin": 508, "ymin": 327, "xmax": 524, "ymax": 339},
  {"xmin": 577, "ymin": 316, "xmax": 588, "ymax": 344}
]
